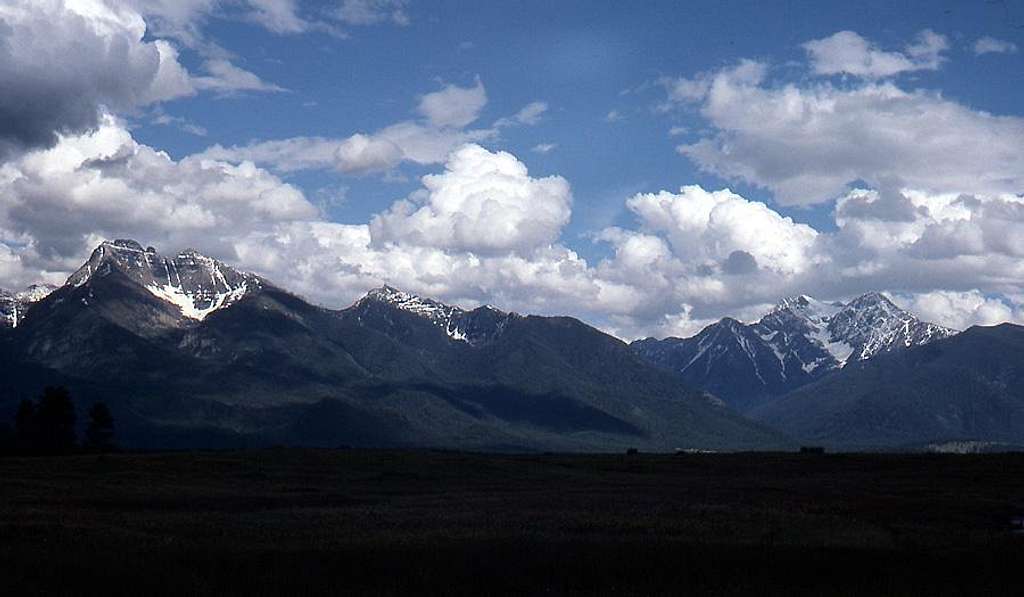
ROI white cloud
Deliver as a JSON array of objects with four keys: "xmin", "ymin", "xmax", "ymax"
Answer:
[
  {"xmin": 4, "ymin": 121, "xmax": 1024, "ymax": 339},
  {"xmin": 151, "ymin": 109, "xmax": 209, "ymax": 136},
  {"xmin": 198, "ymin": 81, "xmax": 496, "ymax": 174},
  {"xmin": 336, "ymin": 0, "xmax": 409, "ymax": 26},
  {"xmin": 803, "ymin": 29, "xmax": 948, "ymax": 79},
  {"xmin": 192, "ymin": 59, "xmax": 287, "ymax": 94},
  {"xmin": 514, "ymin": 101, "xmax": 549, "ymax": 125},
  {"xmin": 0, "ymin": 117, "xmax": 315, "ymax": 287},
  {"xmin": 670, "ymin": 60, "xmax": 1024, "ymax": 205},
  {"xmin": 235, "ymin": 221, "xmax": 617, "ymax": 319},
  {"xmin": 128, "ymin": 0, "xmax": 220, "ymax": 50},
  {"xmin": 974, "ymin": 36, "xmax": 1019, "ymax": 56},
  {"xmin": 495, "ymin": 101, "xmax": 549, "ymax": 128},
  {"xmin": 244, "ymin": 0, "xmax": 309, "ymax": 34},
  {"xmin": 531, "ymin": 143, "xmax": 557, "ymax": 154},
  {"xmin": 370, "ymin": 144, "xmax": 572, "ymax": 254},
  {"xmin": 199, "ymin": 121, "xmax": 495, "ymax": 175},
  {"xmin": 662, "ymin": 76, "xmax": 711, "ymax": 103},
  {"xmin": 417, "ymin": 79, "xmax": 488, "ymax": 129},
  {"xmin": 893, "ymin": 290, "xmax": 1024, "ymax": 330},
  {"xmin": 605, "ymin": 110, "xmax": 624, "ymax": 122},
  {"xmin": 621, "ymin": 186, "xmax": 819, "ymax": 275}
]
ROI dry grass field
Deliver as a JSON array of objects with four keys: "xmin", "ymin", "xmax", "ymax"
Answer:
[{"xmin": 2, "ymin": 449, "xmax": 1023, "ymax": 595}]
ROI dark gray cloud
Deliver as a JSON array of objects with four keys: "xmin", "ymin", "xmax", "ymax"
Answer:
[
  {"xmin": 722, "ymin": 250, "xmax": 759, "ymax": 275},
  {"xmin": 0, "ymin": 1, "xmax": 193, "ymax": 160}
]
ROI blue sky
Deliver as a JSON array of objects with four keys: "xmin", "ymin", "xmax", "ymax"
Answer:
[
  {"xmin": 2, "ymin": 0, "xmax": 1024, "ymax": 337},
  {"xmin": 134, "ymin": 0, "xmax": 1024, "ymax": 259}
]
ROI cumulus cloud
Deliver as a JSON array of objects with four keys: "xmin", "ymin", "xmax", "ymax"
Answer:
[
  {"xmin": 973, "ymin": 36, "xmax": 1019, "ymax": 56},
  {"xmin": 618, "ymin": 186, "xmax": 818, "ymax": 275},
  {"xmin": 4, "ymin": 120, "xmax": 1024, "ymax": 339},
  {"xmin": 370, "ymin": 144, "xmax": 572, "ymax": 254},
  {"xmin": 198, "ymin": 80, "xmax": 496, "ymax": 174},
  {"xmin": 645, "ymin": 30, "xmax": 1024, "ymax": 333},
  {"xmin": 0, "ymin": 0, "xmax": 289, "ymax": 162},
  {"xmin": 803, "ymin": 30, "xmax": 948, "ymax": 79},
  {"xmin": 0, "ymin": 0, "xmax": 194, "ymax": 159},
  {"xmin": 668, "ymin": 59, "xmax": 1024, "ymax": 205},
  {"xmin": 234, "ymin": 222, "xmax": 618, "ymax": 319},
  {"xmin": 893, "ymin": 290, "xmax": 1024, "ymax": 330},
  {"xmin": 0, "ymin": 117, "xmax": 315, "ymax": 286}
]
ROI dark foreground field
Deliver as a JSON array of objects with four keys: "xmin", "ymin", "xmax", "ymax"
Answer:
[{"xmin": 2, "ymin": 450, "xmax": 1023, "ymax": 596}]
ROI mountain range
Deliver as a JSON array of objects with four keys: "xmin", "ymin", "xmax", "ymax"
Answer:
[
  {"xmin": 751, "ymin": 323, "xmax": 1024, "ymax": 450},
  {"xmin": 0, "ymin": 240, "xmax": 783, "ymax": 451},
  {"xmin": 2, "ymin": 239, "xmax": 1022, "ymax": 452},
  {"xmin": 631, "ymin": 294, "xmax": 955, "ymax": 412}
]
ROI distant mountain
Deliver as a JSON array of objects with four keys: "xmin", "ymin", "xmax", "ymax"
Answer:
[
  {"xmin": 66, "ymin": 239, "xmax": 263, "ymax": 321},
  {"xmin": 751, "ymin": 323, "xmax": 1024, "ymax": 450},
  {"xmin": 631, "ymin": 293, "xmax": 955, "ymax": 412},
  {"xmin": 351, "ymin": 285, "xmax": 515, "ymax": 346},
  {"xmin": 0, "ymin": 284, "xmax": 57, "ymax": 328},
  {"xmin": 0, "ymin": 239, "xmax": 786, "ymax": 452}
]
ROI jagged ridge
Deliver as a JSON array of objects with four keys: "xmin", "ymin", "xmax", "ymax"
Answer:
[
  {"xmin": 354, "ymin": 284, "xmax": 517, "ymax": 346},
  {"xmin": 0, "ymin": 239, "xmax": 787, "ymax": 452},
  {"xmin": 631, "ymin": 292, "xmax": 957, "ymax": 412},
  {"xmin": 66, "ymin": 239, "xmax": 263, "ymax": 321}
]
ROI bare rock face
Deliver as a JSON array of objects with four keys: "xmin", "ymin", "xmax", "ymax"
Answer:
[{"xmin": 66, "ymin": 239, "xmax": 263, "ymax": 321}]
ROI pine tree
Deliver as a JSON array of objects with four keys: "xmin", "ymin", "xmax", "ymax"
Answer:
[
  {"xmin": 35, "ymin": 386, "xmax": 76, "ymax": 454},
  {"xmin": 84, "ymin": 402, "xmax": 115, "ymax": 452},
  {"xmin": 14, "ymin": 398, "xmax": 37, "ymax": 453}
]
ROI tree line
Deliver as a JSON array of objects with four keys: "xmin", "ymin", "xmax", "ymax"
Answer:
[{"xmin": 0, "ymin": 386, "xmax": 115, "ymax": 455}]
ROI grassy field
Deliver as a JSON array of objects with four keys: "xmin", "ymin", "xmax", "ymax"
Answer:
[{"xmin": 2, "ymin": 449, "xmax": 1023, "ymax": 595}]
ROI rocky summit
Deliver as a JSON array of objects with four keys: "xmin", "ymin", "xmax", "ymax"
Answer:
[{"xmin": 631, "ymin": 293, "xmax": 955, "ymax": 412}]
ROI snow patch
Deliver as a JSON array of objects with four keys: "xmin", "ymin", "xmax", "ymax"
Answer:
[{"xmin": 146, "ymin": 282, "xmax": 249, "ymax": 321}]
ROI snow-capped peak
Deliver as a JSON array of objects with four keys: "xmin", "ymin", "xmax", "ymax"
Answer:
[
  {"xmin": 66, "ymin": 239, "xmax": 263, "ymax": 321},
  {"xmin": 826, "ymin": 292, "xmax": 955, "ymax": 361},
  {"xmin": 0, "ymin": 283, "xmax": 58, "ymax": 328},
  {"xmin": 770, "ymin": 294, "xmax": 844, "ymax": 323},
  {"xmin": 358, "ymin": 285, "xmax": 513, "ymax": 344},
  {"xmin": 760, "ymin": 291, "xmax": 955, "ymax": 367},
  {"xmin": 631, "ymin": 289, "xmax": 960, "ymax": 411},
  {"xmin": 364, "ymin": 285, "xmax": 463, "ymax": 318}
]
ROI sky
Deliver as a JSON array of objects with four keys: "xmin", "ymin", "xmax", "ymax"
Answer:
[{"xmin": 1, "ymin": 0, "xmax": 1024, "ymax": 339}]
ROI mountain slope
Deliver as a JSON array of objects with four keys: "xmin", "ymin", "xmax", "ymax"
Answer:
[
  {"xmin": 631, "ymin": 293, "xmax": 955, "ymax": 412},
  {"xmin": 751, "ymin": 324, "xmax": 1024, "ymax": 449},
  {"xmin": 0, "ymin": 239, "xmax": 787, "ymax": 452},
  {"xmin": 0, "ymin": 284, "xmax": 56, "ymax": 328}
]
